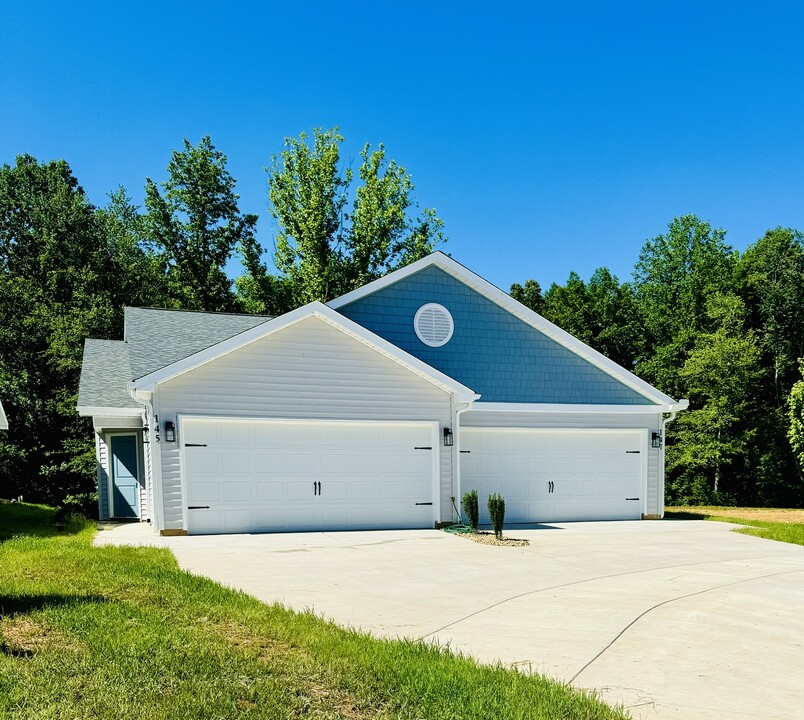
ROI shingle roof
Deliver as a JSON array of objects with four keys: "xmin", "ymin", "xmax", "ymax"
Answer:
[
  {"xmin": 77, "ymin": 340, "xmax": 141, "ymax": 410},
  {"xmin": 124, "ymin": 307, "xmax": 272, "ymax": 380},
  {"xmin": 77, "ymin": 308, "xmax": 274, "ymax": 411}
]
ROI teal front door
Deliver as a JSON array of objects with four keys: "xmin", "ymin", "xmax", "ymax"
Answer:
[{"xmin": 110, "ymin": 435, "xmax": 139, "ymax": 519}]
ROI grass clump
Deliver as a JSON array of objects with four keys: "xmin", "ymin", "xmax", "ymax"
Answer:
[
  {"xmin": 0, "ymin": 502, "xmax": 626, "ymax": 719},
  {"xmin": 666, "ymin": 506, "xmax": 804, "ymax": 546},
  {"xmin": 462, "ymin": 490, "xmax": 479, "ymax": 530}
]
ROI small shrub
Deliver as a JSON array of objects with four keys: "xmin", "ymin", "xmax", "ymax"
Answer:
[
  {"xmin": 462, "ymin": 490, "xmax": 479, "ymax": 530},
  {"xmin": 487, "ymin": 493, "xmax": 505, "ymax": 540},
  {"xmin": 55, "ymin": 493, "xmax": 98, "ymax": 523}
]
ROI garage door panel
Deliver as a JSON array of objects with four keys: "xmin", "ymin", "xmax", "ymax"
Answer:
[
  {"xmin": 284, "ymin": 425, "xmax": 315, "ymax": 445},
  {"xmin": 253, "ymin": 425, "xmax": 283, "ymax": 446},
  {"xmin": 186, "ymin": 451, "xmax": 219, "ymax": 474},
  {"xmin": 349, "ymin": 480, "xmax": 376, "ymax": 500},
  {"xmin": 221, "ymin": 451, "xmax": 252, "ymax": 473},
  {"xmin": 255, "ymin": 481, "xmax": 285, "ymax": 501},
  {"xmin": 183, "ymin": 418, "xmax": 436, "ymax": 534},
  {"xmin": 221, "ymin": 482, "xmax": 252, "ymax": 502},
  {"xmin": 285, "ymin": 479, "xmax": 315, "ymax": 500},
  {"xmin": 321, "ymin": 454, "xmax": 349, "ymax": 473},
  {"xmin": 254, "ymin": 453, "xmax": 284, "ymax": 473},
  {"xmin": 462, "ymin": 429, "xmax": 643, "ymax": 524},
  {"xmin": 286, "ymin": 454, "xmax": 314, "ymax": 473},
  {"xmin": 188, "ymin": 481, "xmax": 221, "ymax": 503},
  {"xmin": 506, "ymin": 457, "xmax": 528, "ymax": 474},
  {"xmin": 349, "ymin": 455, "xmax": 378, "ymax": 474}
]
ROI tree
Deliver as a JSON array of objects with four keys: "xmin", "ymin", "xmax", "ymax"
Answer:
[
  {"xmin": 344, "ymin": 143, "xmax": 444, "ymax": 288},
  {"xmin": 538, "ymin": 268, "xmax": 643, "ymax": 368},
  {"xmin": 737, "ymin": 228, "xmax": 804, "ymax": 401},
  {"xmin": 253, "ymin": 127, "xmax": 446, "ymax": 309},
  {"xmin": 234, "ymin": 232, "xmax": 291, "ymax": 315},
  {"xmin": 97, "ymin": 187, "xmax": 169, "ymax": 317},
  {"xmin": 671, "ymin": 294, "xmax": 763, "ymax": 503},
  {"xmin": 0, "ymin": 156, "xmax": 116, "ymax": 503},
  {"xmin": 633, "ymin": 214, "xmax": 737, "ymax": 396},
  {"xmin": 145, "ymin": 136, "xmax": 258, "ymax": 311},
  {"xmin": 790, "ymin": 361, "xmax": 804, "ymax": 471},
  {"xmin": 269, "ymin": 128, "xmax": 350, "ymax": 306},
  {"xmin": 509, "ymin": 279, "xmax": 544, "ymax": 313}
]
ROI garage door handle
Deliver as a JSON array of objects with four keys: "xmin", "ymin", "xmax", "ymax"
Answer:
[
  {"xmin": 415, "ymin": 502, "xmax": 433, "ymax": 506},
  {"xmin": 626, "ymin": 497, "xmax": 640, "ymax": 501},
  {"xmin": 187, "ymin": 505, "xmax": 210, "ymax": 510},
  {"xmin": 185, "ymin": 443, "xmax": 207, "ymax": 447}
]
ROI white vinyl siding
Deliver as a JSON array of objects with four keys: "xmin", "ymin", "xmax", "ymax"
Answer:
[
  {"xmin": 461, "ymin": 410, "xmax": 664, "ymax": 517},
  {"xmin": 96, "ymin": 433, "xmax": 110, "ymax": 521},
  {"xmin": 155, "ymin": 316, "xmax": 453, "ymax": 531}
]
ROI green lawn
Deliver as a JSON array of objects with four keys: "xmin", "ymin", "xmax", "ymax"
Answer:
[
  {"xmin": 665, "ymin": 506, "xmax": 804, "ymax": 546},
  {"xmin": 0, "ymin": 504, "xmax": 625, "ymax": 720}
]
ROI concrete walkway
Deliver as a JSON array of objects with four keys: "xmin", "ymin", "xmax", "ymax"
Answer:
[{"xmin": 95, "ymin": 520, "xmax": 804, "ymax": 719}]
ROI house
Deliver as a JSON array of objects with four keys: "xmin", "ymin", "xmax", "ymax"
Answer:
[{"xmin": 77, "ymin": 252, "xmax": 687, "ymax": 535}]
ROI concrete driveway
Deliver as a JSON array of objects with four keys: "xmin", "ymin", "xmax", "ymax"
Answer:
[{"xmin": 97, "ymin": 520, "xmax": 804, "ymax": 719}]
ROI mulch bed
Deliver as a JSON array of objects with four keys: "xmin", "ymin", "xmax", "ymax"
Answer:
[{"xmin": 446, "ymin": 528, "xmax": 530, "ymax": 547}]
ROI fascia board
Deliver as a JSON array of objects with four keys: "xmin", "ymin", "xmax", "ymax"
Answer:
[
  {"xmin": 329, "ymin": 252, "xmax": 676, "ymax": 406},
  {"xmin": 77, "ymin": 406, "xmax": 145, "ymax": 418},
  {"xmin": 468, "ymin": 402, "xmax": 669, "ymax": 414},
  {"xmin": 132, "ymin": 301, "xmax": 479, "ymax": 402},
  {"xmin": 327, "ymin": 252, "xmax": 449, "ymax": 310}
]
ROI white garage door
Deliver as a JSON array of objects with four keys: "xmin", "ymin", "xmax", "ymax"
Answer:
[
  {"xmin": 461, "ymin": 428, "xmax": 645, "ymax": 523},
  {"xmin": 181, "ymin": 417, "xmax": 437, "ymax": 534}
]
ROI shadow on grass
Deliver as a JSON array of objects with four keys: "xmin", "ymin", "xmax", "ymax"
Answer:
[
  {"xmin": 663, "ymin": 511, "xmax": 710, "ymax": 520},
  {"xmin": 0, "ymin": 592, "xmax": 108, "ymax": 618},
  {"xmin": 0, "ymin": 502, "xmax": 91, "ymax": 542}
]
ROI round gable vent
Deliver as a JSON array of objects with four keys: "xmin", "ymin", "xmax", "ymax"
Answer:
[{"xmin": 414, "ymin": 303, "xmax": 454, "ymax": 347}]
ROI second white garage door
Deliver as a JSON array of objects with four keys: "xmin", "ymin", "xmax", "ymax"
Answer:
[
  {"xmin": 180, "ymin": 417, "xmax": 438, "ymax": 534},
  {"xmin": 461, "ymin": 428, "xmax": 646, "ymax": 523}
]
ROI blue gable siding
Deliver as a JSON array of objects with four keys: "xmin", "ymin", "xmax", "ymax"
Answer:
[{"xmin": 338, "ymin": 266, "xmax": 655, "ymax": 405}]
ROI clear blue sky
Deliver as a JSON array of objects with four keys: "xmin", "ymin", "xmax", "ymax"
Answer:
[{"xmin": 2, "ymin": 1, "xmax": 803, "ymax": 290}]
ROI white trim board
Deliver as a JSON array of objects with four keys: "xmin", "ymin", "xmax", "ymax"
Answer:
[
  {"xmin": 134, "ymin": 302, "xmax": 479, "ymax": 403},
  {"xmin": 79, "ymin": 406, "xmax": 144, "ymax": 418},
  {"xmin": 468, "ymin": 402, "xmax": 688, "ymax": 414},
  {"xmin": 328, "ymin": 252, "xmax": 679, "ymax": 407}
]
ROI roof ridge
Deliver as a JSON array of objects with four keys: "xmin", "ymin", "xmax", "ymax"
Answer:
[{"xmin": 124, "ymin": 306, "xmax": 274, "ymax": 319}]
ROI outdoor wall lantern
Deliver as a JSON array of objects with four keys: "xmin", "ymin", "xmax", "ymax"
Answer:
[
  {"xmin": 651, "ymin": 431, "xmax": 662, "ymax": 449},
  {"xmin": 443, "ymin": 427, "xmax": 454, "ymax": 447},
  {"xmin": 164, "ymin": 420, "xmax": 176, "ymax": 444}
]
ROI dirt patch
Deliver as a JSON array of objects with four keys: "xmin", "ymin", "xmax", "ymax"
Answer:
[
  {"xmin": 0, "ymin": 617, "xmax": 84, "ymax": 656},
  {"xmin": 667, "ymin": 506, "xmax": 804, "ymax": 523},
  {"xmin": 447, "ymin": 530, "xmax": 530, "ymax": 547}
]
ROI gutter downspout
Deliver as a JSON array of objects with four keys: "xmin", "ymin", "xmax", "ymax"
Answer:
[
  {"xmin": 452, "ymin": 397, "xmax": 479, "ymax": 523},
  {"xmin": 659, "ymin": 399, "xmax": 689, "ymax": 518}
]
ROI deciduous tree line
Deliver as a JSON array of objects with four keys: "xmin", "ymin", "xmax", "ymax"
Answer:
[
  {"xmin": 512, "ymin": 217, "xmax": 804, "ymax": 507},
  {"xmin": 0, "ymin": 129, "xmax": 444, "ymax": 504},
  {"xmin": 1, "ymin": 128, "xmax": 802, "ymax": 509}
]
